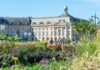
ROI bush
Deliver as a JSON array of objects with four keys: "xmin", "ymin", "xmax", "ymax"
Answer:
[{"xmin": 34, "ymin": 41, "xmax": 48, "ymax": 47}]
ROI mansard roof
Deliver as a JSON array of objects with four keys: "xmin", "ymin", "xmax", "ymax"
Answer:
[
  {"xmin": 0, "ymin": 17, "xmax": 31, "ymax": 25},
  {"xmin": 59, "ymin": 6, "xmax": 86, "ymax": 23},
  {"xmin": 59, "ymin": 12, "xmax": 81, "ymax": 23}
]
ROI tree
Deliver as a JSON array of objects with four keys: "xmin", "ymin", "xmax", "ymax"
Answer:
[
  {"xmin": 72, "ymin": 20, "xmax": 97, "ymax": 40},
  {"xmin": 0, "ymin": 34, "xmax": 20, "ymax": 45}
]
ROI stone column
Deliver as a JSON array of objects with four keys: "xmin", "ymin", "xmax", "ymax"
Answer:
[
  {"xmin": 64, "ymin": 26, "xmax": 67, "ymax": 39},
  {"xmin": 57, "ymin": 27, "xmax": 59, "ymax": 41},
  {"xmin": 60, "ymin": 27, "xmax": 63, "ymax": 38},
  {"xmin": 48, "ymin": 27, "xmax": 51, "ymax": 41},
  {"xmin": 44, "ymin": 27, "xmax": 47, "ymax": 41},
  {"xmin": 69, "ymin": 24, "xmax": 72, "ymax": 41}
]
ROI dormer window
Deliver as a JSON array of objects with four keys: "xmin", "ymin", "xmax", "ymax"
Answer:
[
  {"xmin": 10, "ymin": 22, "xmax": 13, "ymax": 25},
  {"xmin": 63, "ymin": 20, "xmax": 65, "ymax": 22},
  {"xmin": 40, "ymin": 22, "xmax": 43, "ymax": 24},
  {"xmin": 19, "ymin": 22, "xmax": 22, "ymax": 25},
  {"xmin": 58, "ymin": 20, "xmax": 61, "ymax": 22},
  {"xmin": 32, "ymin": 22, "xmax": 36, "ymax": 24},
  {"xmin": 47, "ymin": 22, "xmax": 50, "ymax": 24}
]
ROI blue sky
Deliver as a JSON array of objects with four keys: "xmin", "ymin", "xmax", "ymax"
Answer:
[{"xmin": 0, "ymin": 0, "xmax": 100, "ymax": 20}]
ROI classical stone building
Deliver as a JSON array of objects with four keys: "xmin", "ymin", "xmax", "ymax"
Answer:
[
  {"xmin": 31, "ymin": 7, "xmax": 80, "ymax": 42},
  {"xmin": 0, "ymin": 6, "xmax": 81, "ymax": 42}
]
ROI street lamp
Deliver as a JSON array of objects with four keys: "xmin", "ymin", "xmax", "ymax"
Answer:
[{"xmin": 91, "ymin": 13, "xmax": 99, "ymax": 24}]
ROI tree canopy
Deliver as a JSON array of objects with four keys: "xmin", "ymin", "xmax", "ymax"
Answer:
[{"xmin": 72, "ymin": 20, "xmax": 97, "ymax": 40}]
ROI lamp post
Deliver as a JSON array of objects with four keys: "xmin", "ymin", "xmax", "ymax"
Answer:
[{"xmin": 91, "ymin": 13, "xmax": 99, "ymax": 24}]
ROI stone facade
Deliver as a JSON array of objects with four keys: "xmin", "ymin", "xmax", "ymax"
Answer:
[
  {"xmin": 0, "ymin": 17, "xmax": 32, "ymax": 41},
  {"xmin": 31, "ymin": 7, "xmax": 80, "ymax": 42},
  {"xmin": 0, "ymin": 7, "xmax": 81, "ymax": 42},
  {"xmin": 31, "ymin": 16, "xmax": 72, "ymax": 41}
]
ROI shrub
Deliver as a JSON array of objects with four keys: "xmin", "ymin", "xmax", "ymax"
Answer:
[
  {"xmin": 34, "ymin": 41, "xmax": 48, "ymax": 47},
  {"xmin": 47, "ymin": 44, "xmax": 62, "ymax": 51}
]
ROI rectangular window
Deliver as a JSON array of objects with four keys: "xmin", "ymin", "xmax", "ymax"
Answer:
[
  {"xmin": 54, "ymin": 27, "xmax": 57, "ymax": 30},
  {"xmin": 38, "ymin": 28, "xmax": 40, "ymax": 31},
  {"xmin": 51, "ymin": 27, "xmax": 53, "ymax": 30},
  {"xmin": 35, "ymin": 28, "xmax": 37, "ymax": 30},
  {"xmin": 63, "ymin": 20, "xmax": 65, "ymax": 22},
  {"xmin": 62, "ymin": 27, "xmax": 65, "ymax": 30},
  {"xmin": 46, "ymin": 27, "xmax": 48, "ymax": 30},
  {"xmin": 42, "ymin": 27, "xmax": 44, "ymax": 30},
  {"xmin": 32, "ymin": 28, "xmax": 34, "ymax": 31}
]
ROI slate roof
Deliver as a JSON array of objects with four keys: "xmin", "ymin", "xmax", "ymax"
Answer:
[{"xmin": 0, "ymin": 17, "xmax": 31, "ymax": 25}]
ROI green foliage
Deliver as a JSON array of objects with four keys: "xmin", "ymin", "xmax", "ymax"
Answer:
[
  {"xmin": 0, "ymin": 34, "xmax": 21, "ymax": 55},
  {"xmin": 0, "ymin": 35, "xmax": 100, "ymax": 70},
  {"xmin": 72, "ymin": 20, "xmax": 97, "ymax": 40},
  {"xmin": 77, "ymin": 37, "xmax": 97, "ymax": 58},
  {"xmin": 17, "ymin": 47, "xmax": 34, "ymax": 63},
  {"xmin": 63, "ymin": 39, "xmax": 71, "ymax": 45},
  {"xmin": 0, "ymin": 34, "xmax": 20, "ymax": 49},
  {"xmin": 0, "ymin": 34, "xmax": 20, "ymax": 42},
  {"xmin": 86, "ymin": 43, "xmax": 96, "ymax": 55},
  {"xmin": 34, "ymin": 41, "xmax": 48, "ymax": 47}
]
